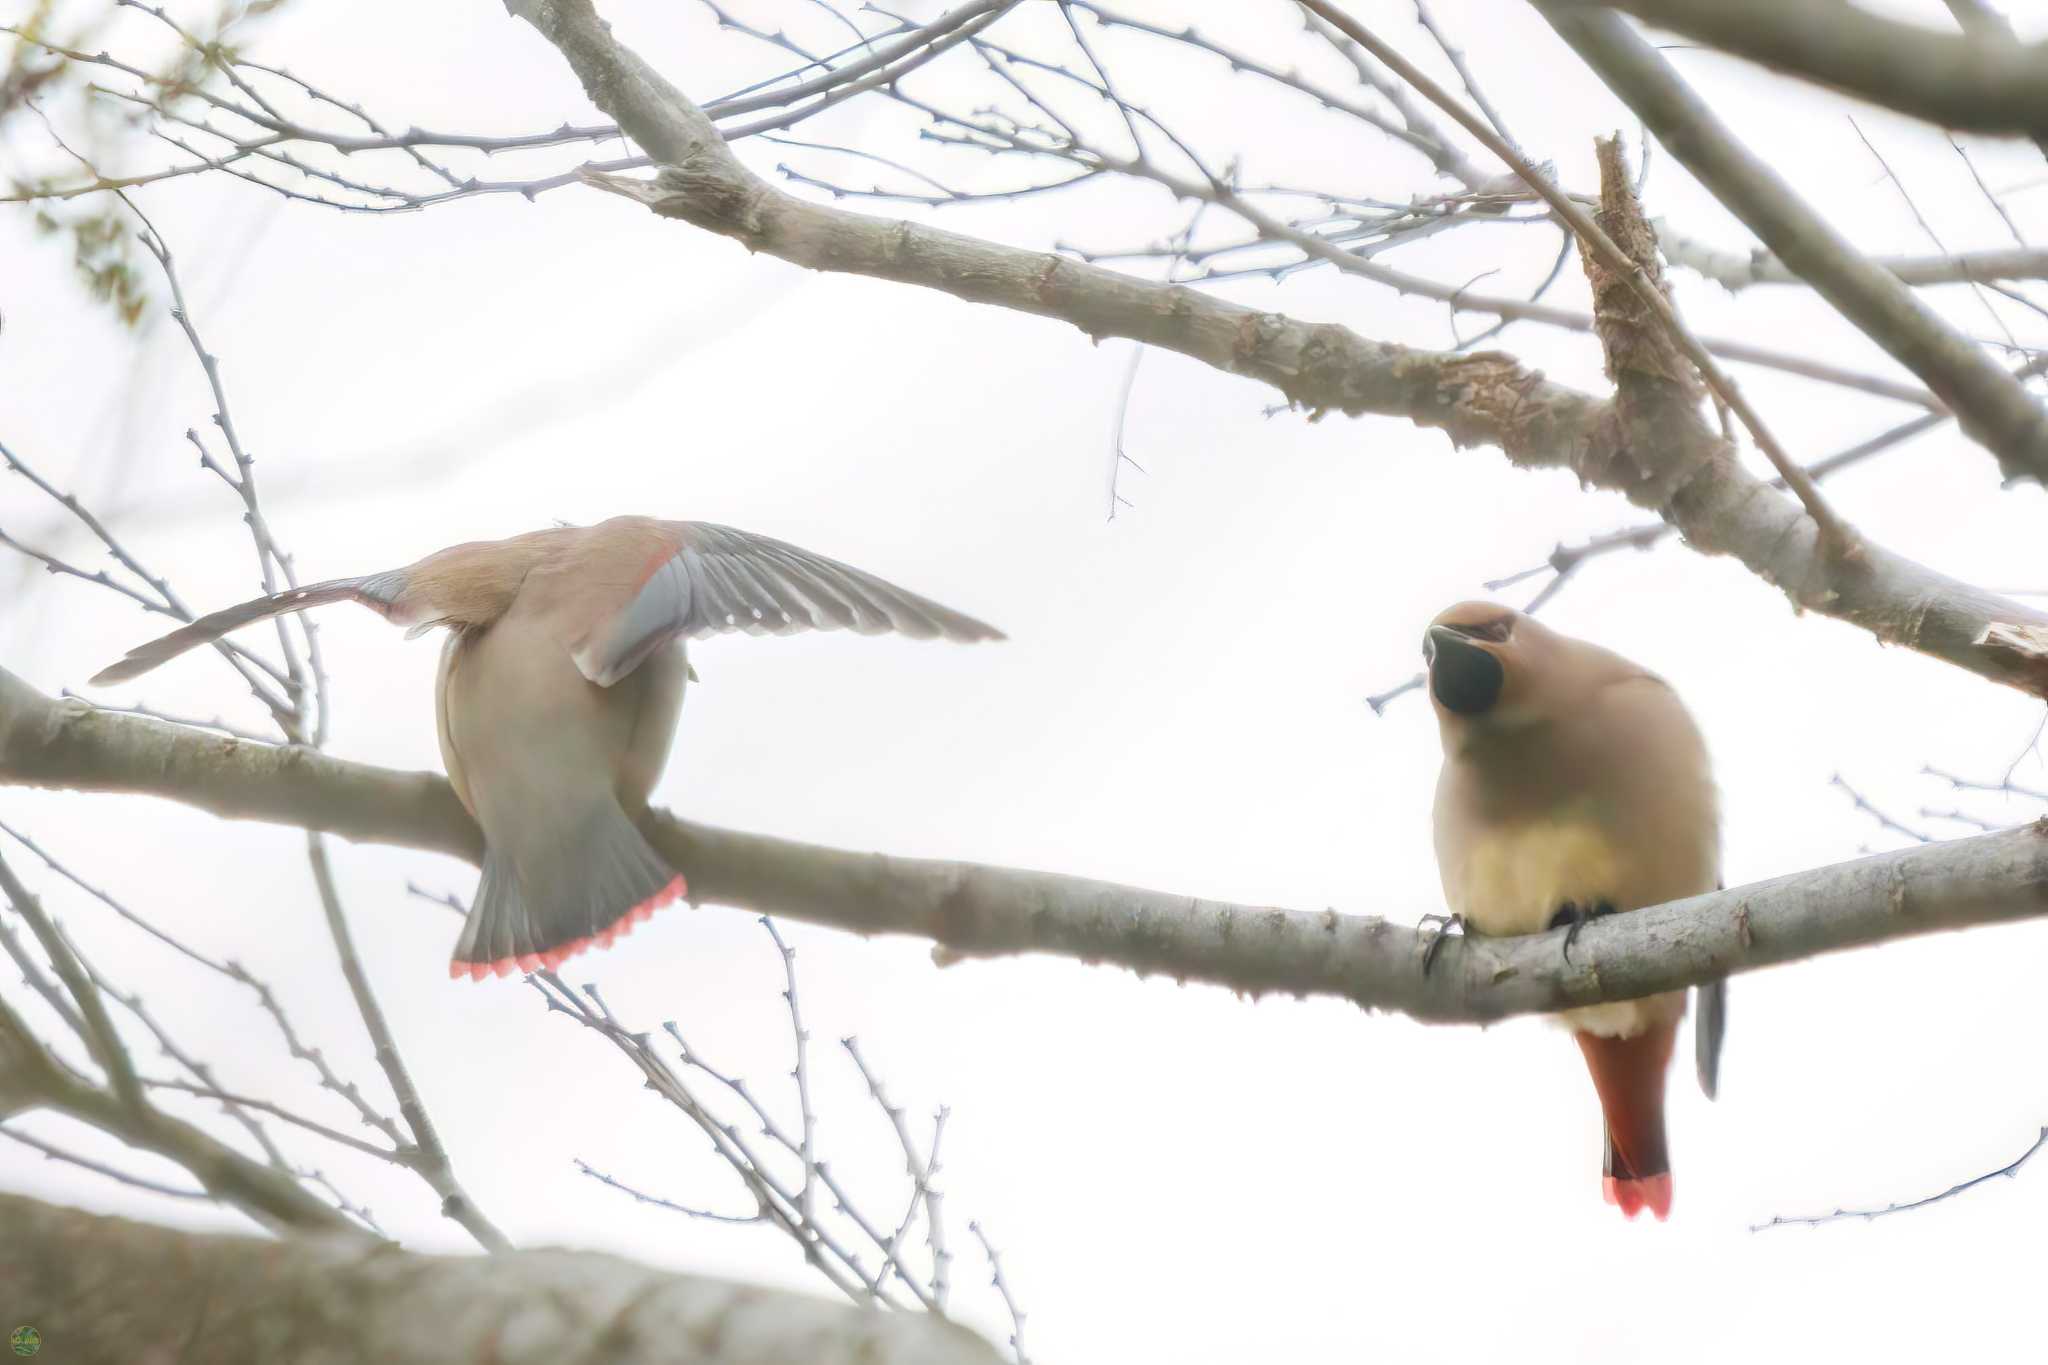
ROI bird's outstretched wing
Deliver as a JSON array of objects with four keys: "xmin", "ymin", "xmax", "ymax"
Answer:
[{"xmin": 568, "ymin": 521, "xmax": 1004, "ymax": 687}]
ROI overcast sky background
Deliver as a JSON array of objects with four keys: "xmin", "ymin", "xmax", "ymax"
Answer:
[{"xmin": 6, "ymin": 1, "xmax": 2048, "ymax": 1360}]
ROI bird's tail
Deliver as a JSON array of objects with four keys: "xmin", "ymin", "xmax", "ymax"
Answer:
[
  {"xmin": 1575, "ymin": 1018, "xmax": 1678, "ymax": 1221},
  {"xmin": 90, "ymin": 576, "xmax": 395, "ymax": 685},
  {"xmin": 450, "ymin": 798, "xmax": 686, "ymax": 981}
]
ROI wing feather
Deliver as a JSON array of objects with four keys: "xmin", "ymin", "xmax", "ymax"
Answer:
[{"xmin": 569, "ymin": 523, "xmax": 1002, "ymax": 687}]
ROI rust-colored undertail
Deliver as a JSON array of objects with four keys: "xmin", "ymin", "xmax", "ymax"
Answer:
[{"xmin": 1575, "ymin": 1018, "xmax": 1678, "ymax": 1221}]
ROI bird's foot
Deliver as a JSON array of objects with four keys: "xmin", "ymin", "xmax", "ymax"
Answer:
[
  {"xmin": 1549, "ymin": 899, "xmax": 1618, "ymax": 962},
  {"xmin": 1419, "ymin": 912, "xmax": 1468, "ymax": 977}
]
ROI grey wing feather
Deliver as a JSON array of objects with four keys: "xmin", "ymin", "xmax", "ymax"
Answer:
[
  {"xmin": 1695, "ymin": 976, "xmax": 1726, "ymax": 1101},
  {"xmin": 570, "ymin": 523, "xmax": 1003, "ymax": 687},
  {"xmin": 1695, "ymin": 875, "xmax": 1728, "ymax": 1100}
]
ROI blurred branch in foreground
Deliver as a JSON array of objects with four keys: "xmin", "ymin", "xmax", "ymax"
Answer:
[{"xmin": 0, "ymin": 1189, "xmax": 1002, "ymax": 1365}]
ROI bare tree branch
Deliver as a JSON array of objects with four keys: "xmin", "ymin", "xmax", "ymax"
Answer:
[
  {"xmin": 1656, "ymin": 228, "xmax": 2048, "ymax": 294},
  {"xmin": 1832, "ymin": 773, "xmax": 1935, "ymax": 846},
  {"xmin": 0, "ymin": 851, "xmax": 142, "ymax": 1109},
  {"xmin": 0, "ymin": 983, "xmax": 354, "ymax": 1235},
  {"xmin": 1566, "ymin": 0, "xmax": 2048, "ymax": 141},
  {"xmin": 1401, "ymin": 361, "xmax": 2044, "ymax": 665},
  {"xmin": 6, "ymin": 665, "xmax": 2048, "ymax": 1027},
  {"xmin": 1540, "ymin": 5, "xmax": 2048, "ymax": 487},
  {"xmin": 542, "ymin": 923, "xmax": 986, "ymax": 1316},
  {"xmin": 1300, "ymin": 3, "xmax": 1847, "ymax": 548},
  {"xmin": 534, "ymin": 2, "xmax": 2048, "ymax": 698},
  {"xmin": 9, "ymin": 3, "xmax": 1955, "ymax": 411},
  {"xmin": 303, "ymin": 834, "xmax": 508, "ymax": 1252},
  {"xmin": 1754, "ymin": 1125, "xmax": 2048, "ymax": 1231},
  {"xmin": 968, "ymin": 1220, "xmax": 1029, "ymax": 1365},
  {"xmin": 1937, "ymin": 0, "xmax": 2048, "ymax": 169},
  {"xmin": 0, "ymin": 1124, "xmax": 210, "ymax": 1201},
  {"xmin": 1927, "ymin": 764, "xmax": 2048, "ymax": 805},
  {"xmin": 0, "ymin": 1191, "xmax": 1002, "ymax": 1365}
]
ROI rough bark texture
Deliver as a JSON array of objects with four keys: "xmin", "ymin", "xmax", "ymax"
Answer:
[
  {"xmin": 9, "ymin": 667, "xmax": 2048, "ymax": 1024},
  {"xmin": 1578, "ymin": 138, "xmax": 1701, "ymax": 397},
  {"xmin": 0, "ymin": 1192, "xmax": 1000, "ymax": 1365}
]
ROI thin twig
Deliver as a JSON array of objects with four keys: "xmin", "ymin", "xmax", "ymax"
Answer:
[
  {"xmin": 573, "ymin": 1158, "xmax": 759, "ymax": 1223},
  {"xmin": 0, "ymin": 852, "xmax": 142, "ymax": 1109},
  {"xmin": 764, "ymin": 917, "xmax": 820, "ymax": 1234},
  {"xmin": 0, "ymin": 1123, "xmax": 210, "ymax": 1200},
  {"xmin": 1832, "ymin": 774, "xmax": 1935, "ymax": 845},
  {"xmin": 1754, "ymin": 1126, "xmax": 2048, "ymax": 1230},
  {"xmin": 1923, "ymin": 765, "xmax": 2048, "ymax": 804},
  {"xmin": 140, "ymin": 1076, "xmax": 405, "ymax": 1164},
  {"xmin": 970, "ymin": 1221, "xmax": 1031, "ymax": 1365},
  {"xmin": 304, "ymin": 834, "xmax": 507, "ymax": 1251}
]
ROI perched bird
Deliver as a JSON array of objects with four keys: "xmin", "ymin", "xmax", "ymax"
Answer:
[
  {"xmin": 93, "ymin": 517, "xmax": 1002, "ymax": 979},
  {"xmin": 1422, "ymin": 601, "xmax": 1723, "ymax": 1221}
]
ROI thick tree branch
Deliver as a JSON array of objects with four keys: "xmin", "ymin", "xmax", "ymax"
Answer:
[
  {"xmin": 7, "ymin": 669, "xmax": 2048, "ymax": 1025},
  {"xmin": 0, "ymin": 1192, "xmax": 1000, "ymax": 1365},
  {"xmin": 496, "ymin": 0, "xmax": 2048, "ymax": 697},
  {"xmin": 1567, "ymin": 0, "xmax": 2048, "ymax": 141},
  {"xmin": 1541, "ymin": 6, "xmax": 2048, "ymax": 488}
]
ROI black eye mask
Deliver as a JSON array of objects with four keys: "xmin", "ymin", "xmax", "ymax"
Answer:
[{"xmin": 1426, "ymin": 626, "xmax": 1505, "ymax": 715}]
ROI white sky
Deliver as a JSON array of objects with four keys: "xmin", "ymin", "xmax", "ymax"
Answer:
[{"xmin": 6, "ymin": 1, "xmax": 2048, "ymax": 1361}]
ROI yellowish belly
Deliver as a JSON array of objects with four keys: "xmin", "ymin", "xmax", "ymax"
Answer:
[
  {"xmin": 1453, "ymin": 820, "xmax": 1624, "ymax": 937},
  {"xmin": 1449, "ymin": 820, "xmax": 1678, "ymax": 1038}
]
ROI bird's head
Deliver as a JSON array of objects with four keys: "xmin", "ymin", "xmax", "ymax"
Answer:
[{"xmin": 1421, "ymin": 600, "xmax": 1571, "ymax": 736}]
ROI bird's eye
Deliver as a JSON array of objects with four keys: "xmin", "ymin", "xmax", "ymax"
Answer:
[{"xmin": 1465, "ymin": 618, "xmax": 1513, "ymax": 643}]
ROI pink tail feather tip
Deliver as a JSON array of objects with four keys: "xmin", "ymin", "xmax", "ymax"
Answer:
[
  {"xmin": 447, "ymin": 873, "xmax": 688, "ymax": 981},
  {"xmin": 1603, "ymin": 1174, "xmax": 1673, "ymax": 1221}
]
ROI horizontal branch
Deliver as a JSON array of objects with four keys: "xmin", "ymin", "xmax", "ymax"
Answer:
[
  {"xmin": 7, "ymin": 669, "xmax": 2048, "ymax": 1025},
  {"xmin": 1655, "ymin": 224, "xmax": 2048, "ymax": 293},
  {"xmin": 1573, "ymin": 0, "xmax": 2048, "ymax": 140},
  {"xmin": 2, "ymin": 1192, "xmax": 1000, "ymax": 1365}
]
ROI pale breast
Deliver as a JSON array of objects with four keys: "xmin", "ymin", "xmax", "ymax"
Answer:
[
  {"xmin": 1441, "ymin": 808, "xmax": 1711, "ymax": 1037},
  {"xmin": 1449, "ymin": 818, "xmax": 1627, "ymax": 938}
]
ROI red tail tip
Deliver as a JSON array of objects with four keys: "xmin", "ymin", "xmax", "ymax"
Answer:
[
  {"xmin": 448, "ymin": 873, "xmax": 687, "ymax": 982},
  {"xmin": 1603, "ymin": 1174, "xmax": 1673, "ymax": 1222}
]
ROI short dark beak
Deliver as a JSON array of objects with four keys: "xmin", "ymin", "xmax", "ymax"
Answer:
[{"xmin": 1426, "ymin": 625, "xmax": 1504, "ymax": 716}]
